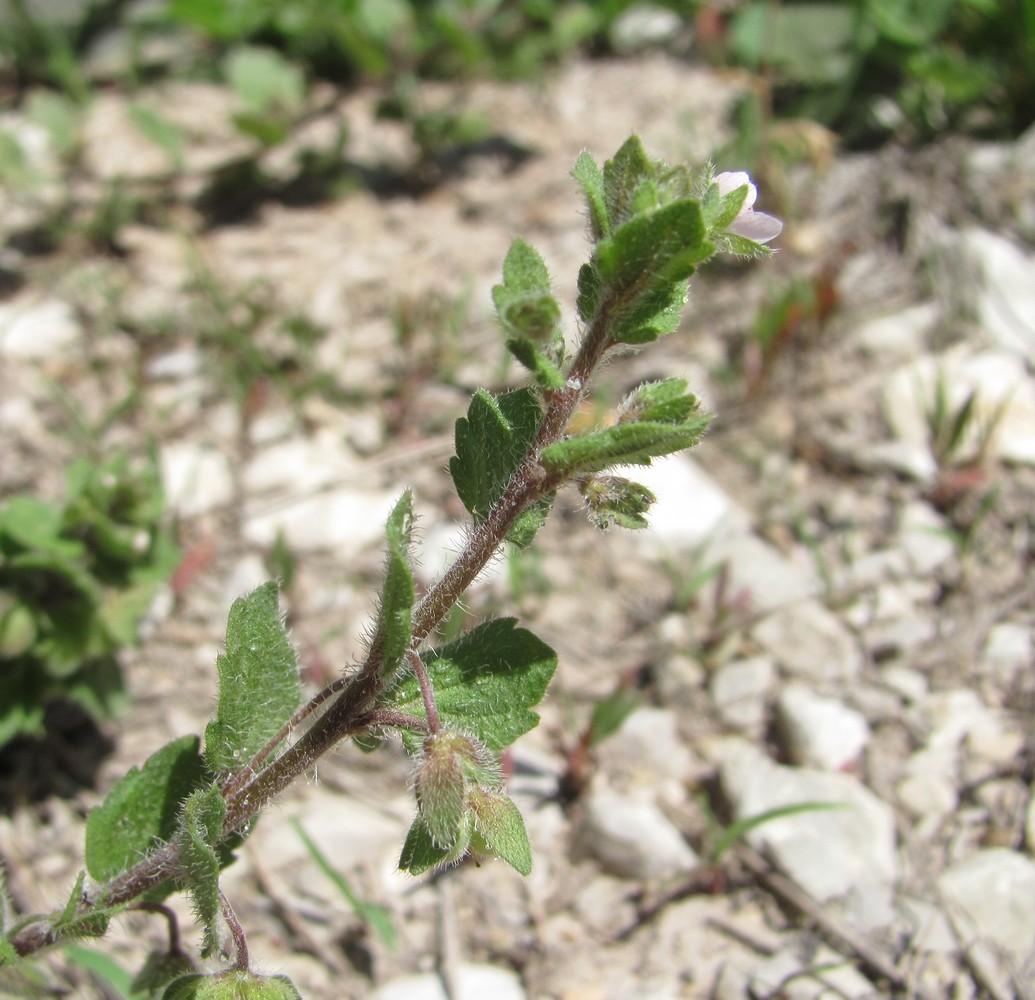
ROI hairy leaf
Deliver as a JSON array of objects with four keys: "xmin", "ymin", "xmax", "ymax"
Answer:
[
  {"xmin": 540, "ymin": 415, "xmax": 711, "ymax": 476},
  {"xmin": 371, "ymin": 492, "xmax": 415, "ymax": 681},
  {"xmin": 52, "ymin": 871, "xmax": 117, "ymax": 942},
  {"xmin": 86, "ymin": 734, "xmax": 207, "ymax": 881},
  {"xmin": 389, "ymin": 619, "xmax": 556, "ymax": 751},
  {"xmin": 449, "ymin": 388, "xmax": 551, "ymax": 547},
  {"xmin": 398, "ymin": 816, "xmax": 461, "ymax": 876},
  {"xmin": 602, "ymin": 136, "xmax": 655, "ymax": 226},
  {"xmin": 161, "ymin": 969, "xmax": 303, "ymax": 999},
  {"xmin": 572, "ymin": 150, "xmax": 609, "ymax": 239},
  {"xmin": 469, "ymin": 789, "xmax": 532, "ymax": 876},
  {"xmin": 179, "ymin": 786, "xmax": 225, "ymax": 958},
  {"xmin": 595, "ymin": 200, "xmax": 707, "ymax": 301},
  {"xmin": 204, "ymin": 582, "xmax": 301, "ymax": 774}
]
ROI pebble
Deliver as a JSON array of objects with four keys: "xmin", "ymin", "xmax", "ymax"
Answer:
[
  {"xmin": 243, "ymin": 487, "xmax": 400, "ymax": 556},
  {"xmin": 896, "ymin": 746, "xmax": 959, "ymax": 820},
  {"xmin": 708, "ymin": 531, "xmax": 822, "ymax": 614},
  {"xmin": 937, "ymin": 847, "xmax": 1035, "ymax": 966},
  {"xmin": 160, "ymin": 441, "xmax": 236, "ymax": 517},
  {"xmin": 717, "ymin": 739, "xmax": 898, "ymax": 929},
  {"xmin": 594, "ymin": 707, "xmax": 698, "ymax": 796},
  {"xmin": 368, "ymin": 964, "xmax": 526, "ymax": 1000},
  {"xmin": 980, "ymin": 621, "xmax": 1033, "ymax": 689},
  {"xmin": 710, "ymin": 655, "xmax": 776, "ymax": 732},
  {"xmin": 0, "ymin": 297, "xmax": 81, "ymax": 358},
  {"xmin": 633, "ymin": 454, "xmax": 743, "ymax": 551},
  {"xmin": 751, "ymin": 600, "xmax": 863, "ymax": 683},
  {"xmin": 578, "ymin": 784, "xmax": 700, "ymax": 880},
  {"xmin": 776, "ymin": 685, "xmax": 871, "ymax": 771},
  {"xmin": 896, "ymin": 501, "xmax": 957, "ymax": 575},
  {"xmin": 853, "ymin": 301, "xmax": 937, "ymax": 363}
]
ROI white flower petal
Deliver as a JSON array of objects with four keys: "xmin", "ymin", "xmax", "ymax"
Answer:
[{"xmin": 728, "ymin": 211, "xmax": 783, "ymax": 244}]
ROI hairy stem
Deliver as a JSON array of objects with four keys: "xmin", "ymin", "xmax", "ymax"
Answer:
[{"xmin": 9, "ymin": 286, "xmax": 620, "ymax": 960}]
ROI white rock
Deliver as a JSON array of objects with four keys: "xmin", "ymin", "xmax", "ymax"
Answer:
[
  {"xmin": 579, "ymin": 785, "xmax": 699, "ymax": 880},
  {"xmin": 747, "ymin": 945, "xmax": 877, "ymax": 999},
  {"xmin": 883, "ymin": 347, "xmax": 1035, "ymax": 467},
  {"xmin": 160, "ymin": 442, "xmax": 235, "ymax": 517},
  {"xmin": 955, "ymin": 228, "xmax": 1035, "ymax": 362},
  {"xmin": 242, "ymin": 433, "xmax": 358, "ymax": 495},
  {"xmin": 221, "ymin": 555, "xmax": 271, "ymax": 607},
  {"xmin": 776, "ymin": 685, "xmax": 871, "ymax": 771},
  {"xmin": 896, "ymin": 501, "xmax": 957, "ymax": 574},
  {"xmin": 752, "ymin": 600, "xmax": 863, "ymax": 683},
  {"xmin": 879, "ymin": 664, "xmax": 929, "ymax": 704},
  {"xmin": 853, "ymin": 302, "xmax": 938, "ymax": 363},
  {"xmin": 938, "ymin": 848, "xmax": 1035, "ymax": 965},
  {"xmin": 369, "ymin": 964, "xmax": 526, "ymax": 1000},
  {"xmin": 854, "ymin": 440, "xmax": 939, "ymax": 482},
  {"xmin": 717, "ymin": 739, "xmax": 897, "ymax": 928},
  {"xmin": 710, "ymin": 655, "xmax": 776, "ymax": 731},
  {"xmin": 611, "ymin": 4, "xmax": 684, "ymax": 53},
  {"xmin": 896, "ymin": 746, "xmax": 959, "ymax": 819},
  {"xmin": 595, "ymin": 707, "xmax": 697, "ymax": 792},
  {"xmin": 633, "ymin": 454, "xmax": 743, "ymax": 551},
  {"xmin": 707, "ymin": 530, "xmax": 822, "ymax": 614},
  {"xmin": 145, "ymin": 346, "xmax": 203, "ymax": 380},
  {"xmin": 926, "ymin": 688, "xmax": 1024, "ymax": 765},
  {"xmin": 243, "ymin": 488, "xmax": 399, "ymax": 556},
  {"xmin": 980, "ymin": 621, "xmax": 1033, "ymax": 688},
  {"xmin": 0, "ymin": 297, "xmax": 81, "ymax": 358}
]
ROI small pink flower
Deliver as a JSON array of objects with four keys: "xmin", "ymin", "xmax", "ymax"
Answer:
[{"xmin": 714, "ymin": 171, "xmax": 783, "ymax": 244}]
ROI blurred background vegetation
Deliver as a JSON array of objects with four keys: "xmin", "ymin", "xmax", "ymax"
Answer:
[{"xmin": 1, "ymin": 0, "xmax": 1033, "ymax": 148}]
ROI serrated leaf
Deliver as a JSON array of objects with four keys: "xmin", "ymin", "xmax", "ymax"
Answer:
[
  {"xmin": 540, "ymin": 416, "xmax": 711, "ymax": 476},
  {"xmin": 469, "ymin": 789, "xmax": 532, "ymax": 876},
  {"xmin": 204, "ymin": 582, "xmax": 301, "ymax": 774},
  {"xmin": 86, "ymin": 734, "xmax": 207, "ymax": 881},
  {"xmin": 389, "ymin": 619, "xmax": 556, "ymax": 751},
  {"xmin": 371, "ymin": 492, "xmax": 415, "ymax": 681},
  {"xmin": 572, "ymin": 150, "xmax": 609, "ymax": 239},
  {"xmin": 492, "ymin": 242, "xmax": 563, "ymax": 353},
  {"xmin": 179, "ymin": 786, "xmax": 225, "ymax": 958},
  {"xmin": 595, "ymin": 200, "xmax": 707, "ymax": 303},
  {"xmin": 449, "ymin": 388, "xmax": 552, "ymax": 547}
]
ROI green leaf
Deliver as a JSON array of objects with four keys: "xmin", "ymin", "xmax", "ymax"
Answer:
[
  {"xmin": 130, "ymin": 948, "xmax": 198, "ymax": 996},
  {"xmin": 86, "ymin": 735, "xmax": 207, "ymax": 882},
  {"xmin": 0, "ymin": 497, "xmax": 82, "ymax": 559},
  {"xmin": 389, "ymin": 619, "xmax": 556, "ymax": 751},
  {"xmin": 505, "ymin": 338, "xmax": 566, "ymax": 391},
  {"xmin": 128, "ymin": 104, "xmax": 183, "ymax": 171},
  {"xmin": 371, "ymin": 492, "xmax": 415, "ymax": 682},
  {"xmin": 162, "ymin": 970, "xmax": 303, "ymax": 999},
  {"xmin": 572, "ymin": 150, "xmax": 609, "ymax": 239},
  {"xmin": 224, "ymin": 46, "xmax": 305, "ymax": 114},
  {"xmin": 595, "ymin": 200, "xmax": 707, "ymax": 309},
  {"xmin": 576, "ymin": 262, "xmax": 601, "ymax": 325},
  {"xmin": 415, "ymin": 732, "xmax": 470, "ymax": 850},
  {"xmin": 62, "ymin": 946, "xmax": 136, "ymax": 998},
  {"xmin": 449, "ymin": 388, "xmax": 552, "ymax": 547},
  {"xmin": 204, "ymin": 582, "xmax": 301, "ymax": 775},
  {"xmin": 540, "ymin": 416, "xmax": 711, "ymax": 477},
  {"xmin": 469, "ymin": 789, "xmax": 532, "ymax": 876},
  {"xmin": 620, "ymin": 378, "xmax": 702, "ymax": 424},
  {"xmin": 602, "ymin": 136, "xmax": 656, "ymax": 226},
  {"xmin": 398, "ymin": 816, "xmax": 459, "ymax": 876},
  {"xmin": 178, "ymin": 786, "xmax": 226, "ymax": 958},
  {"xmin": 588, "ymin": 690, "xmax": 641, "ymax": 747},
  {"xmin": 580, "ymin": 475, "xmax": 656, "ymax": 531},
  {"xmin": 53, "ymin": 872, "xmax": 117, "ymax": 942}
]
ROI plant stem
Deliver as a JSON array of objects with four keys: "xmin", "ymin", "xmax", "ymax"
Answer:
[{"xmin": 9, "ymin": 288, "xmax": 620, "ymax": 960}]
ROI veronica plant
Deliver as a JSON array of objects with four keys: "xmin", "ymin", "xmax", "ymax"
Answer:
[{"xmin": 0, "ymin": 137, "xmax": 780, "ymax": 998}]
